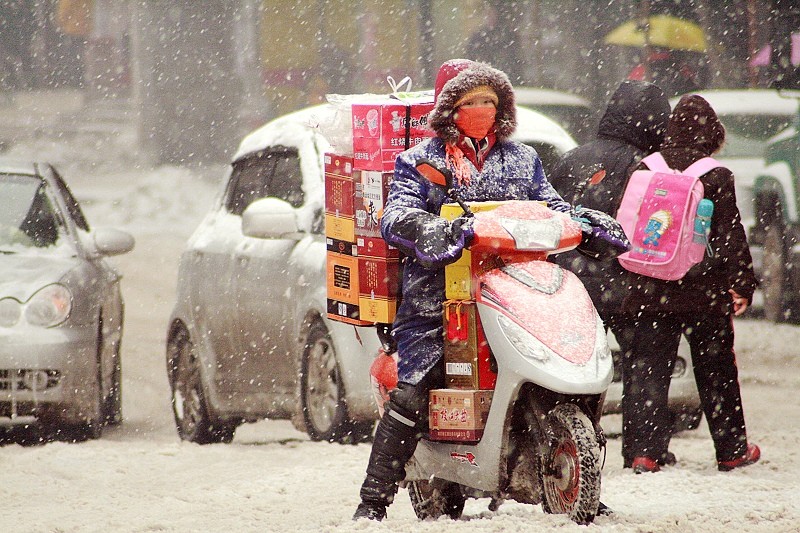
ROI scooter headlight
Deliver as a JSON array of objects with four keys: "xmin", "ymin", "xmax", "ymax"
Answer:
[
  {"xmin": 595, "ymin": 323, "xmax": 612, "ymax": 360},
  {"xmin": 497, "ymin": 314, "xmax": 550, "ymax": 362}
]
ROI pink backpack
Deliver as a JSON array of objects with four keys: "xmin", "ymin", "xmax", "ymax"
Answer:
[{"xmin": 616, "ymin": 152, "xmax": 721, "ymax": 281}]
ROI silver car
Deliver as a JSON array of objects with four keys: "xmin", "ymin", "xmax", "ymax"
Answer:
[
  {"xmin": 166, "ymin": 103, "xmax": 700, "ymax": 445},
  {"xmin": 0, "ymin": 160, "xmax": 134, "ymax": 440}
]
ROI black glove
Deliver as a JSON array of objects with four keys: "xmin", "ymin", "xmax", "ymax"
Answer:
[
  {"xmin": 392, "ymin": 210, "xmax": 474, "ymax": 269},
  {"xmin": 415, "ymin": 215, "xmax": 475, "ymax": 269},
  {"xmin": 571, "ymin": 206, "xmax": 631, "ymax": 261}
]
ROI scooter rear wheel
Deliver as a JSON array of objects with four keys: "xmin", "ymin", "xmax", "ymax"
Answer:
[
  {"xmin": 408, "ymin": 479, "xmax": 466, "ymax": 520},
  {"xmin": 541, "ymin": 403, "xmax": 601, "ymax": 524}
]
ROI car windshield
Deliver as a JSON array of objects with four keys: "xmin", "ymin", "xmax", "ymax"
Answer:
[
  {"xmin": 0, "ymin": 174, "xmax": 64, "ymax": 250},
  {"xmin": 717, "ymin": 113, "xmax": 795, "ymax": 158}
]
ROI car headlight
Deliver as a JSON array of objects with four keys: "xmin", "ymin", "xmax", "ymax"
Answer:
[
  {"xmin": 24, "ymin": 284, "xmax": 72, "ymax": 327},
  {"xmin": 0, "ymin": 298, "xmax": 22, "ymax": 327}
]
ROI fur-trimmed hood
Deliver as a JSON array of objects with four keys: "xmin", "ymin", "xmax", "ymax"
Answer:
[{"xmin": 429, "ymin": 59, "xmax": 516, "ymax": 144}]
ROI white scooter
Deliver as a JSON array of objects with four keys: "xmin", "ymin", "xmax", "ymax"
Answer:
[{"xmin": 373, "ymin": 161, "xmax": 614, "ymax": 524}]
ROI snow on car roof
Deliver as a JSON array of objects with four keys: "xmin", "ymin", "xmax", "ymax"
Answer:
[
  {"xmin": 233, "ymin": 104, "xmax": 333, "ymax": 161},
  {"xmin": 0, "ymin": 158, "xmax": 39, "ymax": 176},
  {"xmin": 669, "ymin": 89, "xmax": 800, "ymax": 116},
  {"xmin": 514, "ymin": 87, "xmax": 591, "ymax": 108},
  {"xmin": 235, "ymin": 103, "xmax": 576, "ymax": 161}
]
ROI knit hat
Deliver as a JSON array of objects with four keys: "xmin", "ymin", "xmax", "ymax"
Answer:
[
  {"xmin": 454, "ymin": 85, "xmax": 499, "ymax": 108},
  {"xmin": 430, "ymin": 59, "xmax": 516, "ymax": 144}
]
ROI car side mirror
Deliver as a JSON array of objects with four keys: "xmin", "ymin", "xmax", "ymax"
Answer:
[
  {"xmin": 93, "ymin": 227, "xmax": 135, "ymax": 256},
  {"xmin": 242, "ymin": 198, "xmax": 303, "ymax": 239}
]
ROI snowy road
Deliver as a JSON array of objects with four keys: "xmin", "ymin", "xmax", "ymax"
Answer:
[{"xmin": 0, "ymin": 131, "xmax": 798, "ymax": 533}]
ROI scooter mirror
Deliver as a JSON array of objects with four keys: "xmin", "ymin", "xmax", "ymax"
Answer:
[{"xmin": 416, "ymin": 159, "xmax": 452, "ymax": 188}]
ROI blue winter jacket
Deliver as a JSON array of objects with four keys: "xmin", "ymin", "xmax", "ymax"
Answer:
[{"xmin": 382, "ymin": 136, "xmax": 571, "ymax": 384}]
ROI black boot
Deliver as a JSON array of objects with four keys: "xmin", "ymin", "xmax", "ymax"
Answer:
[{"xmin": 353, "ymin": 391, "xmax": 423, "ymax": 521}]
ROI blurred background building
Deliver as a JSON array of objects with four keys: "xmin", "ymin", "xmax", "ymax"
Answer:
[{"xmin": 1, "ymin": 0, "xmax": 798, "ymax": 164}]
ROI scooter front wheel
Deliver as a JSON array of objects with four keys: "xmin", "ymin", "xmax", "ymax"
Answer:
[
  {"xmin": 541, "ymin": 403, "xmax": 601, "ymax": 524},
  {"xmin": 408, "ymin": 479, "xmax": 466, "ymax": 520}
]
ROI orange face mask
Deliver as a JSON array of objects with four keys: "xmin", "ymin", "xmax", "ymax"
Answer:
[{"xmin": 454, "ymin": 107, "xmax": 496, "ymax": 139}]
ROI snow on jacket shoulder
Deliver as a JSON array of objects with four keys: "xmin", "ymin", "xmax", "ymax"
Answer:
[{"xmin": 382, "ymin": 136, "xmax": 570, "ymax": 384}]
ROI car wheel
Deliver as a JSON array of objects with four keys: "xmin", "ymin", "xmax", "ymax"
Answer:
[
  {"xmin": 762, "ymin": 220, "xmax": 787, "ymax": 322},
  {"xmin": 167, "ymin": 326, "xmax": 236, "ymax": 444},
  {"xmin": 58, "ymin": 344, "xmax": 105, "ymax": 442},
  {"xmin": 300, "ymin": 321, "xmax": 365, "ymax": 443},
  {"xmin": 101, "ymin": 311, "xmax": 123, "ymax": 426}
]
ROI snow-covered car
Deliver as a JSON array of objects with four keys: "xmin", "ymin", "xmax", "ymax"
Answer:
[
  {"xmin": 602, "ymin": 333, "xmax": 702, "ymax": 433},
  {"xmin": 165, "ymin": 102, "xmax": 699, "ymax": 445},
  {"xmin": 0, "ymin": 160, "xmax": 134, "ymax": 440},
  {"xmin": 670, "ymin": 90, "xmax": 800, "ymax": 321},
  {"xmin": 515, "ymin": 86, "xmax": 594, "ymax": 143}
]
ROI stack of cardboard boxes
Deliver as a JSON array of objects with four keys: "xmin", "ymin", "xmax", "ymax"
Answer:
[
  {"xmin": 428, "ymin": 203, "xmax": 502, "ymax": 443},
  {"xmin": 324, "ymin": 92, "xmax": 498, "ymax": 444},
  {"xmin": 325, "ymin": 92, "xmax": 435, "ymax": 327}
]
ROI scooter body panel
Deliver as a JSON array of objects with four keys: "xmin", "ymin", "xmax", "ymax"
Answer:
[
  {"xmin": 406, "ymin": 370, "xmax": 521, "ymax": 491},
  {"xmin": 406, "ymin": 262, "xmax": 613, "ymax": 492}
]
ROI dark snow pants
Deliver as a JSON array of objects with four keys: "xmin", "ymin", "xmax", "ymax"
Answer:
[
  {"xmin": 359, "ymin": 363, "xmax": 443, "ymax": 507},
  {"xmin": 622, "ymin": 312, "xmax": 749, "ymax": 463}
]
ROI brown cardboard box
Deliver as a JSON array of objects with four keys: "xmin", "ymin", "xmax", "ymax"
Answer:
[
  {"xmin": 429, "ymin": 389, "xmax": 493, "ymax": 442},
  {"xmin": 326, "ymin": 251, "xmax": 371, "ymax": 326},
  {"xmin": 358, "ymin": 255, "xmax": 400, "ymax": 324},
  {"xmin": 324, "ymin": 153, "xmax": 357, "ymax": 243},
  {"xmin": 440, "ymin": 202, "xmax": 505, "ymax": 299},
  {"xmin": 443, "ymin": 300, "xmax": 497, "ymax": 390},
  {"xmin": 355, "ymin": 171, "xmax": 392, "ymax": 239}
]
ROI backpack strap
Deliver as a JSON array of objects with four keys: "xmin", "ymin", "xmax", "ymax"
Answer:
[
  {"xmin": 639, "ymin": 152, "xmax": 670, "ymax": 171},
  {"xmin": 683, "ymin": 157, "xmax": 722, "ymax": 178}
]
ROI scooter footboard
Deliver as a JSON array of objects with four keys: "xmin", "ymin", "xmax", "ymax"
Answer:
[{"xmin": 405, "ymin": 372, "xmax": 522, "ymax": 492}]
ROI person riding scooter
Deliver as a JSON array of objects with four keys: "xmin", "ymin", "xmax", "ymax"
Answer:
[{"xmin": 353, "ymin": 58, "xmax": 627, "ymax": 522}]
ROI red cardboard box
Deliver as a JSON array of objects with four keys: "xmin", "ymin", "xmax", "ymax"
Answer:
[
  {"xmin": 443, "ymin": 300, "xmax": 497, "ymax": 390},
  {"xmin": 351, "ymin": 93, "xmax": 435, "ymax": 171},
  {"xmin": 429, "ymin": 389, "xmax": 493, "ymax": 442},
  {"xmin": 355, "ymin": 171, "xmax": 392, "ymax": 239},
  {"xmin": 358, "ymin": 255, "xmax": 400, "ymax": 324},
  {"xmin": 324, "ymin": 153, "xmax": 357, "ymax": 242},
  {"xmin": 357, "ymin": 235, "xmax": 399, "ymax": 260}
]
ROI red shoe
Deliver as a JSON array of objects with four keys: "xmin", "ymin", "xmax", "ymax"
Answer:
[
  {"xmin": 632, "ymin": 456, "xmax": 661, "ymax": 474},
  {"xmin": 718, "ymin": 444, "xmax": 761, "ymax": 472}
]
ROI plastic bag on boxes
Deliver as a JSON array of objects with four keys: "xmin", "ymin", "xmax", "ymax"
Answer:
[{"xmin": 321, "ymin": 77, "xmax": 426, "ymax": 156}]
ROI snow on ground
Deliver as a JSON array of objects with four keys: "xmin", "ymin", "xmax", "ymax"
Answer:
[{"xmin": 0, "ymin": 102, "xmax": 798, "ymax": 533}]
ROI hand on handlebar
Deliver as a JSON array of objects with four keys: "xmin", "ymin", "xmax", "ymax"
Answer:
[
  {"xmin": 571, "ymin": 206, "xmax": 631, "ymax": 261},
  {"xmin": 416, "ymin": 215, "xmax": 474, "ymax": 269}
]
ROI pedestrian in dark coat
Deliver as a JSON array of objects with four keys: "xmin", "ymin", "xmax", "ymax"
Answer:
[
  {"xmin": 621, "ymin": 94, "xmax": 761, "ymax": 474},
  {"xmin": 353, "ymin": 58, "xmax": 624, "ymax": 522},
  {"xmin": 549, "ymin": 80, "xmax": 670, "ymax": 359}
]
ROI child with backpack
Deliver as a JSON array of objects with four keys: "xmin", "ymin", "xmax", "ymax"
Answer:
[{"xmin": 620, "ymin": 94, "xmax": 760, "ymax": 473}]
